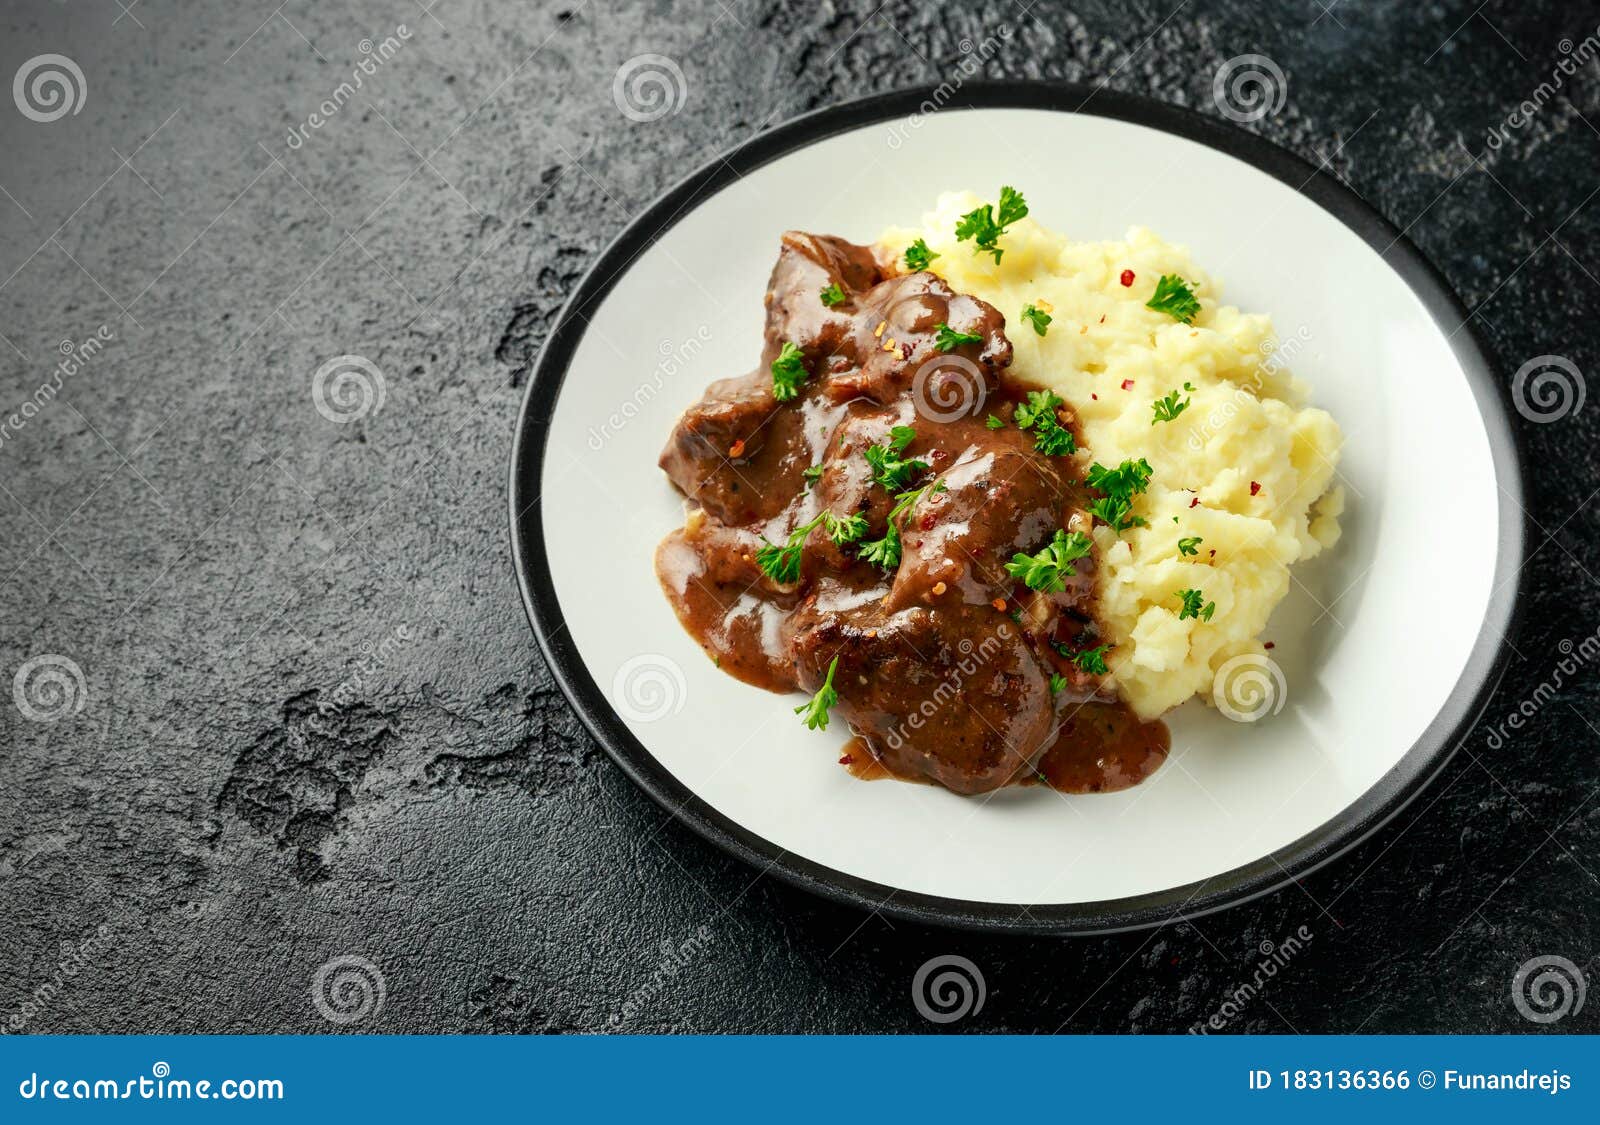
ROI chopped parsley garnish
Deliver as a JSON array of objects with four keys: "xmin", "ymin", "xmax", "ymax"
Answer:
[
  {"xmin": 1145, "ymin": 274, "xmax": 1201, "ymax": 324},
  {"xmin": 904, "ymin": 238, "xmax": 940, "ymax": 272},
  {"xmin": 1013, "ymin": 390, "xmax": 1057, "ymax": 429},
  {"xmin": 795, "ymin": 656, "xmax": 840, "ymax": 731},
  {"xmin": 802, "ymin": 464, "xmax": 825, "ymax": 488},
  {"xmin": 770, "ymin": 341, "xmax": 808, "ymax": 401},
  {"xmin": 1048, "ymin": 673, "xmax": 1068, "ymax": 697},
  {"xmin": 1177, "ymin": 536, "xmax": 1203, "ymax": 556},
  {"xmin": 1021, "ymin": 304, "xmax": 1052, "ymax": 336},
  {"xmin": 1151, "ymin": 388, "xmax": 1192, "ymax": 424},
  {"xmin": 934, "ymin": 323, "xmax": 983, "ymax": 351},
  {"xmin": 1085, "ymin": 458, "xmax": 1153, "ymax": 533},
  {"xmin": 1012, "ymin": 390, "xmax": 1076, "ymax": 456},
  {"xmin": 1151, "ymin": 382, "xmax": 1196, "ymax": 426},
  {"xmin": 863, "ymin": 426, "xmax": 929, "ymax": 491},
  {"xmin": 954, "ymin": 186, "xmax": 1028, "ymax": 264},
  {"xmin": 819, "ymin": 282, "xmax": 847, "ymax": 307},
  {"xmin": 1032, "ymin": 415, "xmax": 1076, "ymax": 456},
  {"xmin": 755, "ymin": 509, "xmax": 868, "ymax": 583},
  {"xmin": 1005, "ymin": 529, "xmax": 1093, "ymax": 593},
  {"xmin": 857, "ymin": 526, "xmax": 902, "ymax": 571},
  {"xmin": 1175, "ymin": 588, "xmax": 1216, "ymax": 621},
  {"xmin": 985, "ymin": 414, "xmax": 1005, "ymax": 430},
  {"xmin": 1072, "ymin": 644, "xmax": 1112, "ymax": 676},
  {"xmin": 823, "ymin": 511, "xmax": 868, "ymax": 545},
  {"xmin": 858, "ymin": 482, "xmax": 946, "ymax": 573}
]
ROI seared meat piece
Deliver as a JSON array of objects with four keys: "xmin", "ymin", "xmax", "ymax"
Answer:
[
  {"xmin": 887, "ymin": 436, "xmax": 1072, "ymax": 612},
  {"xmin": 659, "ymin": 372, "xmax": 834, "ymax": 526},
  {"xmin": 655, "ymin": 512, "xmax": 799, "ymax": 692},
  {"xmin": 654, "ymin": 230, "xmax": 1170, "ymax": 796},
  {"xmin": 789, "ymin": 601, "xmax": 1053, "ymax": 795},
  {"xmin": 827, "ymin": 272, "xmax": 1011, "ymax": 406}
]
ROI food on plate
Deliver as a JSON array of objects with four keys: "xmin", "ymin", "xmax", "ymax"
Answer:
[
  {"xmin": 653, "ymin": 188, "xmax": 1343, "ymax": 796},
  {"xmin": 882, "ymin": 192, "xmax": 1344, "ymax": 720}
]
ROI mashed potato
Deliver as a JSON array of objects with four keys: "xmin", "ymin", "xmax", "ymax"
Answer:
[{"xmin": 881, "ymin": 192, "xmax": 1343, "ymax": 720}]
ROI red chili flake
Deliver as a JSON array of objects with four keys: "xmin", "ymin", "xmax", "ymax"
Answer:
[
  {"xmin": 1264, "ymin": 641, "xmax": 1275, "ymax": 650},
  {"xmin": 1250, "ymin": 480, "xmax": 1262, "ymax": 496},
  {"xmin": 1099, "ymin": 314, "xmax": 1107, "ymax": 324},
  {"xmin": 1120, "ymin": 379, "xmax": 1134, "ymax": 391},
  {"xmin": 1090, "ymin": 393, "xmax": 1098, "ymax": 400},
  {"xmin": 1208, "ymin": 549, "xmax": 1216, "ymax": 557},
  {"xmin": 1119, "ymin": 269, "xmax": 1135, "ymax": 287},
  {"xmin": 918, "ymin": 514, "xmax": 936, "ymax": 531},
  {"xmin": 930, "ymin": 448, "xmax": 949, "ymax": 463},
  {"xmin": 1189, "ymin": 497, "xmax": 1201, "ymax": 508},
  {"xmin": 838, "ymin": 755, "xmax": 852, "ymax": 765}
]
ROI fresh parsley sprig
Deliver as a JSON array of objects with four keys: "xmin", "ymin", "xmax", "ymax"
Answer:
[
  {"xmin": 934, "ymin": 323, "xmax": 983, "ymax": 352},
  {"xmin": 1012, "ymin": 389, "xmax": 1076, "ymax": 456},
  {"xmin": 819, "ymin": 282, "xmax": 847, "ymax": 307},
  {"xmin": 1085, "ymin": 458, "xmax": 1153, "ymax": 533},
  {"xmin": 795, "ymin": 656, "xmax": 840, "ymax": 730},
  {"xmin": 955, "ymin": 186, "xmax": 1028, "ymax": 264},
  {"xmin": 858, "ymin": 482, "xmax": 946, "ymax": 572},
  {"xmin": 771, "ymin": 341, "xmax": 808, "ymax": 401},
  {"xmin": 755, "ymin": 509, "xmax": 869, "ymax": 583},
  {"xmin": 1177, "ymin": 536, "xmax": 1203, "ymax": 556},
  {"xmin": 1145, "ymin": 274, "xmax": 1201, "ymax": 324},
  {"xmin": 1072, "ymin": 644, "xmax": 1112, "ymax": 675},
  {"xmin": 863, "ymin": 425, "xmax": 929, "ymax": 491},
  {"xmin": 1005, "ymin": 529, "xmax": 1093, "ymax": 593},
  {"xmin": 904, "ymin": 238, "xmax": 939, "ymax": 272},
  {"xmin": 1151, "ymin": 382, "xmax": 1196, "ymax": 425},
  {"xmin": 1175, "ymin": 588, "xmax": 1216, "ymax": 621},
  {"xmin": 1021, "ymin": 303, "xmax": 1052, "ymax": 336}
]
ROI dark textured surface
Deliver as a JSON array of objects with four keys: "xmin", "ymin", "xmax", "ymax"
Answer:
[{"xmin": 2, "ymin": 0, "xmax": 1597, "ymax": 1034}]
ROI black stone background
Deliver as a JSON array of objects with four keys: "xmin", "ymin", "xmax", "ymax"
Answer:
[{"xmin": 2, "ymin": 0, "xmax": 1597, "ymax": 1035}]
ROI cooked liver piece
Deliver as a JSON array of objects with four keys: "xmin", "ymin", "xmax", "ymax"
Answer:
[{"xmin": 655, "ymin": 233, "xmax": 1168, "ymax": 795}]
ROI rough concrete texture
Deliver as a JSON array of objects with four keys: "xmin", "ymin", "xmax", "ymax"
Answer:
[{"xmin": 1, "ymin": 0, "xmax": 1597, "ymax": 1034}]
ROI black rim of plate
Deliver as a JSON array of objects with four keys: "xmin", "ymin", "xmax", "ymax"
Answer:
[{"xmin": 508, "ymin": 82, "xmax": 1527, "ymax": 935}]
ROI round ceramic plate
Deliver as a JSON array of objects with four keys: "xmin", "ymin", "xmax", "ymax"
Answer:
[{"xmin": 510, "ymin": 84, "xmax": 1523, "ymax": 934}]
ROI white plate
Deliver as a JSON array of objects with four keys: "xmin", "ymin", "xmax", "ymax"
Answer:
[{"xmin": 510, "ymin": 86, "xmax": 1522, "ymax": 933}]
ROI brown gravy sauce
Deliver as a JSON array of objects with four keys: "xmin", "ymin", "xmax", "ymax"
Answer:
[{"xmin": 654, "ymin": 231, "xmax": 1169, "ymax": 796}]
